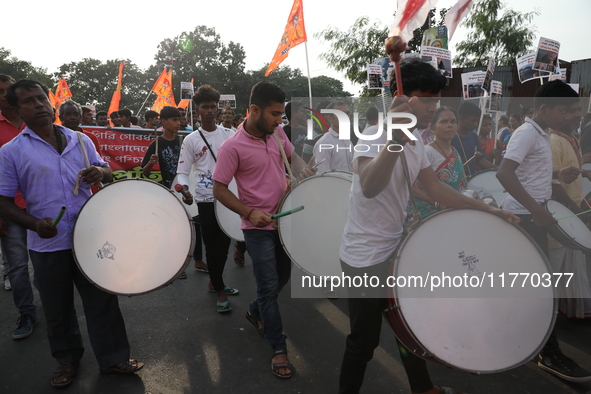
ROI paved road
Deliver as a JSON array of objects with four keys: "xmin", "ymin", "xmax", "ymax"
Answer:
[{"xmin": 2, "ymin": 254, "xmax": 591, "ymax": 394}]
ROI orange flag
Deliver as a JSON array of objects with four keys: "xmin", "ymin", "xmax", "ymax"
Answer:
[
  {"xmin": 48, "ymin": 90, "xmax": 59, "ymax": 109},
  {"xmin": 55, "ymin": 77, "xmax": 72, "ymax": 105},
  {"xmin": 108, "ymin": 62, "xmax": 125, "ymax": 125},
  {"xmin": 265, "ymin": 0, "xmax": 307, "ymax": 76},
  {"xmin": 151, "ymin": 67, "xmax": 176, "ymax": 107}
]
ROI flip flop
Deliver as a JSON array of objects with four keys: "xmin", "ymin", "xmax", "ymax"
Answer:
[
  {"xmin": 51, "ymin": 362, "xmax": 79, "ymax": 387},
  {"xmin": 208, "ymin": 286, "xmax": 239, "ymax": 295},
  {"xmin": 217, "ymin": 300, "xmax": 232, "ymax": 313},
  {"xmin": 245, "ymin": 311, "xmax": 264, "ymax": 336},
  {"xmin": 100, "ymin": 359, "xmax": 144, "ymax": 374}
]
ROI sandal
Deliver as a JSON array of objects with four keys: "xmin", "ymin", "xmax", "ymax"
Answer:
[
  {"xmin": 194, "ymin": 260, "xmax": 208, "ymax": 272},
  {"xmin": 178, "ymin": 272, "xmax": 187, "ymax": 279},
  {"xmin": 217, "ymin": 300, "xmax": 232, "ymax": 313},
  {"xmin": 233, "ymin": 246, "xmax": 245, "ymax": 267},
  {"xmin": 271, "ymin": 354, "xmax": 293, "ymax": 379},
  {"xmin": 245, "ymin": 311, "xmax": 264, "ymax": 336},
  {"xmin": 100, "ymin": 359, "xmax": 144, "ymax": 374},
  {"xmin": 51, "ymin": 362, "xmax": 79, "ymax": 388},
  {"xmin": 208, "ymin": 286, "xmax": 239, "ymax": 295}
]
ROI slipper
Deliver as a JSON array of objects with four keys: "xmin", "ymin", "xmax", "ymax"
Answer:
[
  {"xmin": 177, "ymin": 272, "xmax": 187, "ymax": 279},
  {"xmin": 100, "ymin": 359, "xmax": 144, "ymax": 374},
  {"xmin": 233, "ymin": 247, "xmax": 245, "ymax": 267},
  {"xmin": 245, "ymin": 311, "xmax": 264, "ymax": 336},
  {"xmin": 217, "ymin": 300, "xmax": 232, "ymax": 313},
  {"xmin": 194, "ymin": 260, "xmax": 208, "ymax": 272},
  {"xmin": 208, "ymin": 286, "xmax": 239, "ymax": 295},
  {"xmin": 271, "ymin": 361, "xmax": 294, "ymax": 379},
  {"xmin": 51, "ymin": 362, "xmax": 79, "ymax": 388}
]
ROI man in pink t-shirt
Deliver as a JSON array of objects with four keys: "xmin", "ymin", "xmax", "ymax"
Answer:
[{"xmin": 213, "ymin": 81, "xmax": 315, "ymax": 379}]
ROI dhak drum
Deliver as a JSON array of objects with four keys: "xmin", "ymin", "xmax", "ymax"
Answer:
[
  {"xmin": 172, "ymin": 168, "xmax": 198, "ymax": 217},
  {"xmin": 214, "ymin": 178, "xmax": 244, "ymax": 242},
  {"xmin": 277, "ymin": 171, "xmax": 351, "ymax": 277},
  {"xmin": 385, "ymin": 208, "xmax": 556, "ymax": 374},
  {"xmin": 466, "ymin": 169, "xmax": 506, "ymax": 208},
  {"xmin": 73, "ymin": 179, "xmax": 195, "ymax": 296},
  {"xmin": 545, "ymin": 199, "xmax": 591, "ymax": 251}
]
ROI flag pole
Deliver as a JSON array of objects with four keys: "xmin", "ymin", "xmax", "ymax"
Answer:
[
  {"xmin": 304, "ymin": 40, "xmax": 313, "ymax": 110},
  {"xmin": 137, "ymin": 91, "xmax": 153, "ymax": 116}
]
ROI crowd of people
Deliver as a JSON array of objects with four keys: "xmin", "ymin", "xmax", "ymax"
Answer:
[{"xmin": 1, "ymin": 57, "xmax": 591, "ymax": 392}]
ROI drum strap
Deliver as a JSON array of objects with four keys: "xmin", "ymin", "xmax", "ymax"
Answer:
[
  {"xmin": 197, "ymin": 128, "xmax": 217, "ymax": 162},
  {"xmin": 73, "ymin": 131, "xmax": 104, "ymax": 195},
  {"xmin": 400, "ymin": 151, "xmax": 421, "ymax": 232},
  {"xmin": 274, "ymin": 131, "xmax": 297, "ymax": 187}
]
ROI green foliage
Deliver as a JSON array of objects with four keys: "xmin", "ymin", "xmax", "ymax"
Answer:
[
  {"xmin": 0, "ymin": 48, "xmax": 53, "ymax": 88},
  {"xmin": 454, "ymin": 0, "xmax": 539, "ymax": 67}
]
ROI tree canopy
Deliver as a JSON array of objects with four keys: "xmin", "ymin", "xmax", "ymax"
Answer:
[{"xmin": 454, "ymin": 0, "xmax": 539, "ymax": 67}]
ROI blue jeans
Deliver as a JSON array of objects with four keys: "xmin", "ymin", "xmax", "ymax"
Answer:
[
  {"xmin": 243, "ymin": 229, "xmax": 291, "ymax": 353},
  {"xmin": 0, "ymin": 212, "xmax": 36, "ymax": 317}
]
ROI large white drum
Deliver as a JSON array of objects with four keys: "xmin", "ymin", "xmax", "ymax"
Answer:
[
  {"xmin": 466, "ymin": 169, "xmax": 506, "ymax": 208},
  {"xmin": 545, "ymin": 199, "xmax": 591, "ymax": 251},
  {"xmin": 215, "ymin": 178, "xmax": 244, "ymax": 242},
  {"xmin": 73, "ymin": 179, "xmax": 195, "ymax": 295},
  {"xmin": 385, "ymin": 208, "xmax": 556, "ymax": 374},
  {"xmin": 278, "ymin": 171, "xmax": 352, "ymax": 277}
]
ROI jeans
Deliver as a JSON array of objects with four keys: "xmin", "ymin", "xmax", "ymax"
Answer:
[
  {"xmin": 29, "ymin": 250, "xmax": 130, "ymax": 367},
  {"xmin": 0, "ymin": 212, "xmax": 36, "ymax": 317},
  {"xmin": 339, "ymin": 260, "xmax": 433, "ymax": 394},
  {"xmin": 198, "ymin": 203, "xmax": 231, "ymax": 291},
  {"xmin": 243, "ymin": 229, "xmax": 291, "ymax": 353},
  {"xmin": 517, "ymin": 214, "xmax": 559, "ymax": 354}
]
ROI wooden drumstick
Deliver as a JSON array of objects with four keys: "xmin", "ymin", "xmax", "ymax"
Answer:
[
  {"xmin": 463, "ymin": 154, "xmax": 477, "ymax": 168},
  {"xmin": 174, "ymin": 184, "xmax": 192, "ymax": 200},
  {"xmin": 154, "ymin": 127, "xmax": 159, "ymax": 154},
  {"xmin": 384, "ymin": 36, "xmax": 407, "ymax": 96}
]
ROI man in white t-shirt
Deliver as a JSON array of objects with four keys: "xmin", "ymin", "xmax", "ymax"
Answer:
[
  {"xmin": 177, "ymin": 85, "xmax": 237, "ymax": 313},
  {"xmin": 313, "ymin": 101, "xmax": 353, "ymax": 174},
  {"xmin": 497, "ymin": 80, "xmax": 591, "ymax": 382},
  {"xmin": 338, "ymin": 59, "xmax": 519, "ymax": 394}
]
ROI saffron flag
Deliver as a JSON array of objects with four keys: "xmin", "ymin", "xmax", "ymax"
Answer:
[
  {"xmin": 388, "ymin": 0, "xmax": 439, "ymax": 43},
  {"xmin": 54, "ymin": 77, "xmax": 72, "ymax": 106},
  {"xmin": 48, "ymin": 90, "xmax": 59, "ymax": 109},
  {"xmin": 108, "ymin": 62, "xmax": 125, "ymax": 125},
  {"xmin": 265, "ymin": 0, "xmax": 307, "ymax": 76},
  {"xmin": 152, "ymin": 67, "xmax": 176, "ymax": 107},
  {"xmin": 445, "ymin": 0, "xmax": 474, "ymax": 41},
  {"xmin": 151, "ymin": 96, "xmax": 169, "ymax": 113}
]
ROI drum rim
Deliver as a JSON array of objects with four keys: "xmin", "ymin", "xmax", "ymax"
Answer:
[
  {"xmin": 387, "ymin": 206, "xmax": 557, "ymax": 374},
  {"xmin": 72, "ymin": 178, "xmax": 195, "ymax": 296},
  {"xmin": 276, "ymin": 171, "xmax": 352, "ymax": 277},
  {"xmin": 544, "ymin": 199, "xmax": 591, "ymax": 252}
]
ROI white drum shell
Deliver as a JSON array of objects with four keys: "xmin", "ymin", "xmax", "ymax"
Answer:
[
  {"xmin": 392, "ymin": 208, "xmax": 556, "ymax": 373},
  {"xmin": 466, "ymin": 169, "xmax": 506, "ymax": 208},
  {"xmin": 214, "ymin": 178, "xmax": 244, "ymax": 242},
  {"xmin": 73, "ymin": 179, "xmax": 195, "ymax": 295},
  {"xmin": 278, "ymin": 171, "xmax": 351, "ymax": 277}
]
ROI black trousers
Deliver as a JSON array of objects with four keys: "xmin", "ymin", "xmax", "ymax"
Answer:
[
  {"xmin": 197, "ymin": 202, "xmax": 232, "ymax": 291},
  {"xmin": 29, "ymin": 250, "xmax": 130, "ymax": 367},
  {"xmin": 517, "ymin": 214, "xmax": 559, "ymax": 353},
  {"xmin": 338, "ymin": 260, "xmax": 433, "ymax": 394},
  {"xmin": 192, "ymin": 215, "xmax": 203, "ymax": 261}
]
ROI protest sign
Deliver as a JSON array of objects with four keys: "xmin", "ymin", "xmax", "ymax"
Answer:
[
  {"xmin": 482, "ymin": 57, "xmax": 496, "ymax": 93},
  {"xmin": 461, "ymin": 71, "xmax": 485, "ymax": 99},
  {"xmin": 420, "ymin": 46, "xmax": 452, "ymax": 78},
  {"xmin": 219, "ymin": 94, "xmax": 236, "ymax": 109},
  {"xmin": 516, "ymin": 52, "xmax": 560, "ymax": 83},
  {"xmin": 367, "ymin": 64, "xmax": 383, "ymax": 89},
  {"xmin": 489, "ymin": 81, "xmax": 503, "ymax": 112},
  {"xmin": 180, "ymin": 82, "xmax": 194, "ymax": 101},
  {"xmin": 533, "ymin": 37, "xmax": 560, "ymax": 73},
  {"xmin": 421, "ymin": 26, "xmax": 448, "ymax": 49}
]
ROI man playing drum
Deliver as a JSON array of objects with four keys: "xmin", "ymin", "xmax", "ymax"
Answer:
[
  {"xmin": 176, "ymin": 84, "xmax": 238, "ymax": 313},
  {"xmin": 338, "ymin": 59, "xmax": 519, "ymax": 394},
  {"xmin": 0, "ymin": 80, "xmax": 143, "ymax": 388},
  {"xmin": 497, "ymin": 80, "xmax": 591, "ymax": 382},
  {"xmin": 213, "ymin": 81, "xmax": 315, "ymax": 379}
]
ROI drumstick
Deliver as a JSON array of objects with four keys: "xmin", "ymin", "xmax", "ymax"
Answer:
[
  {"xmin": 463, "ymin": 154, "xmax": 477, "ymax": 167},
  {"xmin": 556, "ymin": 208, "xmax": 591, "ymax": 221},
  {"xmin": 384, "ymin": 36, "xmax": 407, "ymax": 96},
  {"xmin": 174, "ymin": 184, "xmax": 192, "ymax": 199},
  {"xmin": 154, "ymin": 127, "xmax": 159, "ymax": 154},
  {"xmin": 270, "ymin": 206, "xmax": 305, "ymax": 219},
  {"xmin": 51, "ymin": 206, "xmax": 66, "ymax": 226},
  {"xmin": 311, "ymin": 158, "xmax": 326, "ymax": 170}
]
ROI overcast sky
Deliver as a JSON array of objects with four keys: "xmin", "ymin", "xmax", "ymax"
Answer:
[{"xmin": 2, "ymin": 0, "xmax": 589, "ymax": 95}]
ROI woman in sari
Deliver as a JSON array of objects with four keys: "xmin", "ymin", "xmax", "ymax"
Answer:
[{"xmin": 411, "ymin": 107, "xmax": 467, "ymax": 220}]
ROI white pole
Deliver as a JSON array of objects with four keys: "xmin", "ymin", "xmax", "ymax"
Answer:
[
  {"xmin": 304, "ymin": 40, "xmax": 313, "ymax": 109},
  {"xmin": 137, "ymin": 91, "xmax": 153, "ymax": 116}
]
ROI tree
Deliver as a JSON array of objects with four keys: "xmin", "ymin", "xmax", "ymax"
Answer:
[
  {"xmin": 454, "ymin": 0, "xmax": 539, "ymax": 67},
  {"xmin": 315, "ymin": 10, "xmax": 447, "ymax": 94},
  {"xmin": 0, "ymin": 48, "xmax": 53, "ymax": 87},
  {"xmin": 53, "ymin": 59, "xmax": 151, "ymax": 113},
  {"xmin": 153, "ymin": 26, "xmax": 247, "ymax": 105}
]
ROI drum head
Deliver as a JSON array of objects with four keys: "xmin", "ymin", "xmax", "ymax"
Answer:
[
  {"xmin": 73, "ymin": 179, "xmax": 195, "ymax": 295},
  {"xmin": 392, "ymin": 208, "xmax": 555, "ymax": 373},
  {"xmin": 466, "ymin": 169, "xmax": 506, "ymax": 208},
  {"xmin": 214, "ymin": 178, "xmax": 244, "ymax": 242},
  {"xmin": 546, "ymin": 200, "xmax": 591, "ymax": 250},
  {"xmin": 278, "ymin": 171, "xmax": 352, "ymax": 277},
  {"xmin": 172, "ymin": 170, "xmax": 198, "ymax": 217}
]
